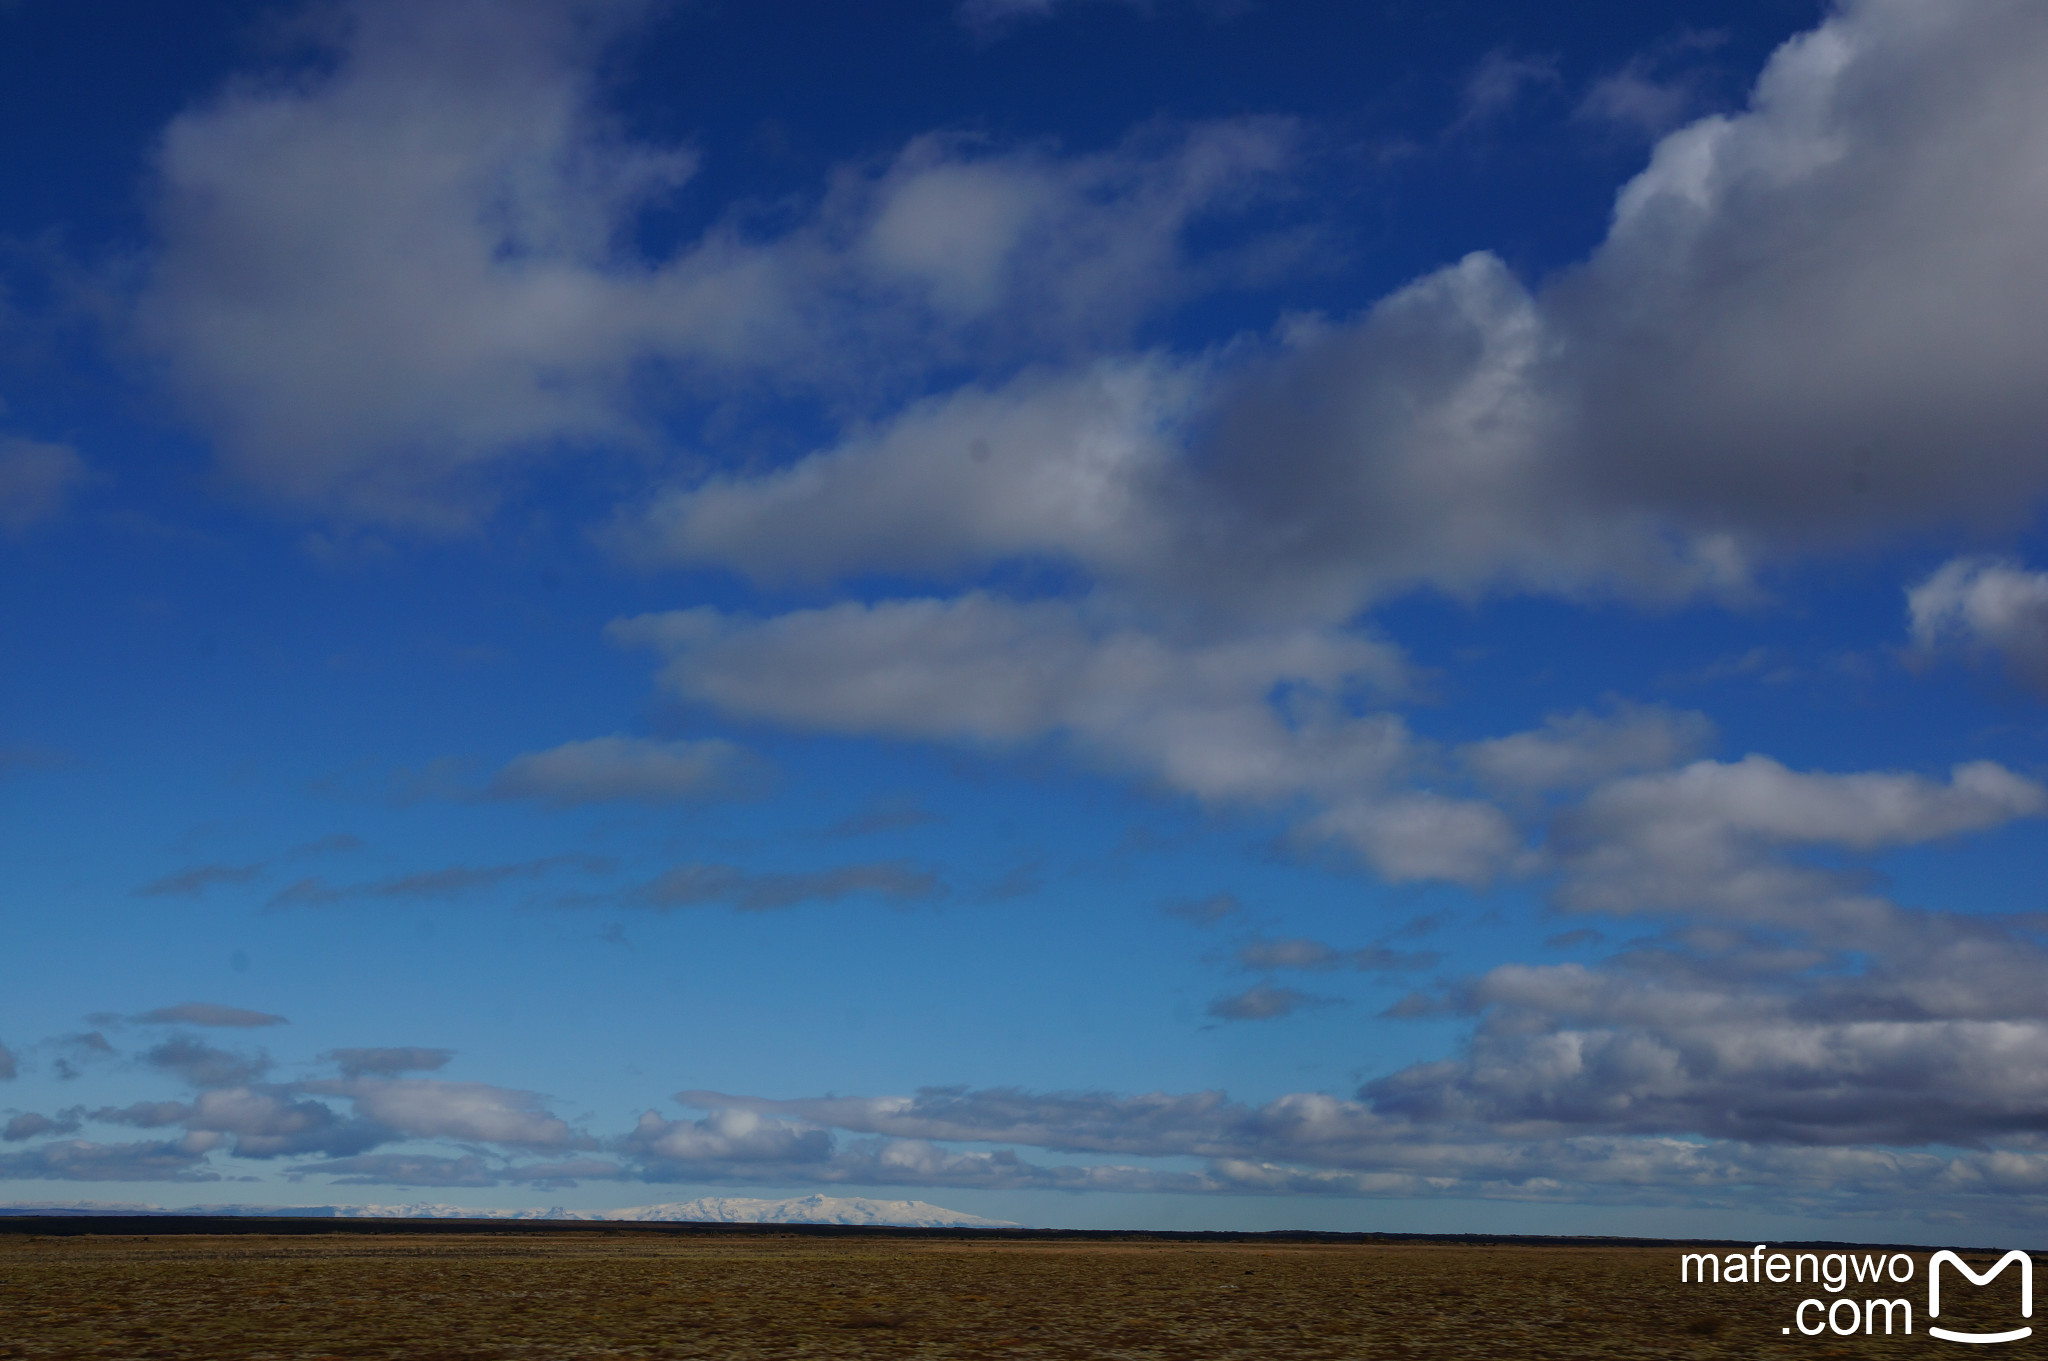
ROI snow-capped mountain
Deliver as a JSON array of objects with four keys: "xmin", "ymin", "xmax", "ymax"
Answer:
[
  {"xmin": 592, "ymin": 1196, "xmax": 1015, "ymax": 1227},
  {"xmin": 2, "ymin": 1195, "xmax": 1019, "ymax": 1228}
]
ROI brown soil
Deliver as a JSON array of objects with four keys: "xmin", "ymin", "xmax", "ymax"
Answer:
[{"xmin": 0, "ymin": 1233, "xmax": 2032, "ymax": 1359}]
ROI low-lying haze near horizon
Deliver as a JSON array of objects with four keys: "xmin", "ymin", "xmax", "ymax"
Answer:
[{"xmin": 6, "ymin": 0, "xmax": 2048, "ymax": 1241}]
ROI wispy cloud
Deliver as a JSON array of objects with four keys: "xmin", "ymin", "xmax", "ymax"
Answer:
[
  {"xmin": 633, "ymin": 861, "xmax": 942, "ymax": 912},
  {"xmin": 268, "ymin": 855, "xmax": 614, "ymax": 909},
  {"xmin": 133, "ymin": 1003, "xmax": 288, "ymax": 1028},
  {"xmin": 134, "ymin": 864, "xmax": 263, "ymax": 898}
]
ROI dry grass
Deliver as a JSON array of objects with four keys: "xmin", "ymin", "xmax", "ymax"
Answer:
[{"xmin": 0, "ymin": 1231, "xmax": 2034, "ymax": 1359}]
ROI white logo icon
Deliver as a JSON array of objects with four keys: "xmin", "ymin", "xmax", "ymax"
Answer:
[{"xmin": 1928, "ymin": 1249, "xmax": 2033, "ymax": 1345}]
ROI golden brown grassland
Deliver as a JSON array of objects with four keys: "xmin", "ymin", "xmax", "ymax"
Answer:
[{"xmin": 1, "ymin": 1230, "xmax": 2036, "ymax": 1359}]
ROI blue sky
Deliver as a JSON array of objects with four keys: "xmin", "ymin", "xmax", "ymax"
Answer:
[{"xmin": 5, "ymin": 0, "xmax": 2048, "ymax": 1240}]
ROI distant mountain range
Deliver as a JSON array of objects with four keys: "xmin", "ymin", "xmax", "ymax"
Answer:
[{"xmin": 0, "ymin": 1194, "xmax": 1019, "ymax": 1228}]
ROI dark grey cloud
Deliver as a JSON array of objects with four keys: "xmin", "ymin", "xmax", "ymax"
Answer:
[
  {"xmin": 487, "ymin": 736, "xmax": 765, "ymax": 806},
  {"xmin": 296, "ymin": 1153, "xmax": 502, "ymax": 1187},
  {"xmin": 1206, "ymin": 984, "xmax": 1328, "ymax": 1022},
  {"xmin": 177, "ymin": 1087, "xmax": 386, "ymax": 1159},
  {"xmin": 1353, "ymin": 900, "xmax": 2048, "ymax": 1148},
  {"xmin": 91, "ymin": 1101, "xmax": 194, "ymax": 1129},
  {"xmin": 324, "ymin": 1047, "xmax": 454, "ymax": 1079},
  {"xmin": 1232, "ymin": 937, "xmax": 1439, "ymax": 973},
  {"xmin": 133, "ymin": 863, "xmax": 263, "ymax": 897},
  {"xmin": 651, "ymin": 1081, "xmax": 2048, "ymax": 1223},
  {"xmin": 635, "ymin": 860, "xmax": 941, "ymax": 912},
  {"xmin": 0, "ymin": 1041, "xmax": 15, "ymax": 1080},
  {"xmin": 144, "ymin": 1036, "xmax": 272, "ymax": 1089},
  {"xmin": 4, "ymin": 1110, "xmax": 82, "ymax": 1142},
  {"xmin": 134, "ymin": 1003, "xmax": 288, "ymax": 1028},
  {"xmin": 50, "ymin": 1031, "xmax": 114, "ymax": 1081},
  {"xmin": 0, "ymin": 1137, "xmax": 218, "ymax": 1182}
]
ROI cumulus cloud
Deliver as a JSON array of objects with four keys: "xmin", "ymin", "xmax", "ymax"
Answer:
[
  {"xmin": 486, "ymin": 735, "xmax": 762, "ymax": 805},
  {"xmin": 0, "ymin": 437, "xmax": 87, "ymax": 532},
  {"xmin": 305, "ymin": 1079, "xmax": 587, "ymax": 1149},
  {"xmin": 144, "ymin": 1036, "xmax": 272, "ymax": 1089},
  {"xmin": 135, "ymin": 0, "xmax": 1296, "ymax": 527},
  {"xmin": 633, "ymin": 860, "xmax": 941, "ymax": 912},
  {"xmin": 181, "ymin": 1086, "xmax": 385, "ymax": 1159},
  {"xmin": 622, "ymin": 359, "xmax": 1195, "ymax": 586},
  {"xmin": 133, "ymin": 1003, "xmax": 289, "ymax": 1028},
  {"xmin": 1460, "ymin": 703, "xmax": 1715, "ymax": 798},
  {"xmin": 611, "ymin": 599, "xmax": 1524, "ymax": 883},
  {"xmin": 625, "ymin": 1107, "xmax": 834, "ymax": 1170},
  {"xmin": 660, "ymin": 1078, "xmax": 2048, "ymax": 1219},
  {"xmin": 652, "ymin": 0, "xmax": 2048, "ymax": 618},
  {"xmin": 1555, "ymin": 756, "xmax": 2047, "ymax": 927},
  {"xmin": 323, "ymin": 1047, "xmax": 454, "ymax": 1079},
  {"xmin": 1909, "ymin": 557, "xmax": 2048, "ymax": 695},
  {"xmin": 1364, "ymin": 921, "xmax": 2048, "ymax": 1147}
]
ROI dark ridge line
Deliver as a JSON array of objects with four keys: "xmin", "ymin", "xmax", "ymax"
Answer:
[{"xmin": 0, "ymin": 1215, "xmax": 2031, "ymax": 1254}]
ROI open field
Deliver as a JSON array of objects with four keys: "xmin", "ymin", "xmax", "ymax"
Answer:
[{"xmin": 0, "ymin": 1224, "xmax": 2036, "ymax": 1359}]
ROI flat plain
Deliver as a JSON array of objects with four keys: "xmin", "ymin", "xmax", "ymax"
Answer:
[{"xmin": 0, "ymin": 1227, "xmax": 2035, "ymax": 1359}]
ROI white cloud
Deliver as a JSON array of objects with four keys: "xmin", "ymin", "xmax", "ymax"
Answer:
[
  {"xmin": 487, "ymin": 735, "xmax": 762, "ymax": 805},
  {"xmin": 1556, "ymin": 756, "xmax": 2047, "ymax": 926},
  {"xmin": 1460, "ymin": 703, "xmax": 1714, "ymax": 798},
  {"xmin": 610, "ymin": 595, "xmax": 1533, "ymax": 884},
  {"xmin": 1909, "ymin": 557, "xmax": 2048, "ymax": 695},
  {"xmin": 182, "ymin": 1087, "xmax": 383, "ymax": 1159},
  {"xmin": 134, "ymin": 0, "xmax": 1296, "ymax": 528},
  {"xmin": 612, "ymin": 596, "xmax": 1410, "ymax": 797},
  {"xmin": 622, "ymin": 358, "xmax": 1193, "ymax": 586},
  {"xmin": 310, "ymin": 1079, "xmax": 586, "ymax": 1149},
  {"xmin": 652, "ymin": 1, "xmax": 2048, "ymax": 619},
  {"xmin": 626, "ymin": 1107, "xmax": 832, "ymax": 1167}
]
